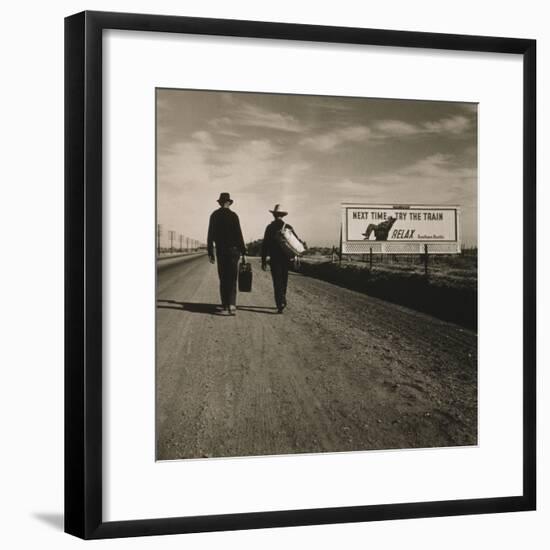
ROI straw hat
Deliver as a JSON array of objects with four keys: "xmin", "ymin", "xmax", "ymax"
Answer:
[{"xmin": 269, "ymin": 204, "xmax": 288, "ymax": 217}]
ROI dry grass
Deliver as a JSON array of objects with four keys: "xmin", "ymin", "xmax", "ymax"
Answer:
[{"xmin": 295, "ymin": 253, "xmax": 478, "ymax": 330}]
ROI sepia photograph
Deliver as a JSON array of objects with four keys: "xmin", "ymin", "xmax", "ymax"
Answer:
[{"xmin": 155, "ymin": 88, "xmax": 478, "ymax": 461}]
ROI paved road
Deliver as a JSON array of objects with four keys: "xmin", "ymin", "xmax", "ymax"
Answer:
[{"xmin": 156, "ymin": 255, "xmax": 477, "ymax": 460}]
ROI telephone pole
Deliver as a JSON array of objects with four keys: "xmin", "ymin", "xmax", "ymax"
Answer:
[
  {"xmin": 157, "ymin": 224, "xmax": 162, "ymax": 256},
  {"xmin": 168, "ymin": 230, "xmax": 176, "ymax": 253},
  {"xmin": 179, "ymin": 234, "xmax": 183, "ymax": 252}
]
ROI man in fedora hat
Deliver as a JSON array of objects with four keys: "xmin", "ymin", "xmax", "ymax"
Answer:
[
  {"xmin": 261, "ymin": 204, "xmax": 302, "ymax": 314},
  {"xmin": 207, "ymin": 192, "xmax": 247, "ymax": 316}
]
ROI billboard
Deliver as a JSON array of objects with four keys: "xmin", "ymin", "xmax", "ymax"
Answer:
[{"xmin": 341, "ymin": 203, "xmax": 461, "ymax": 254}]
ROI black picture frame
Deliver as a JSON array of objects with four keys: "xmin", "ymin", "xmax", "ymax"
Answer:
[{"xmin": 65, "ymin": 10, "xmax": 536, "ymax": 540}]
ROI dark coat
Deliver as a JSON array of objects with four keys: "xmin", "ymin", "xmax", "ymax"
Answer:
[{"xmin": 207, "ymin": 208, "xmax": 246, "ymax": 257}]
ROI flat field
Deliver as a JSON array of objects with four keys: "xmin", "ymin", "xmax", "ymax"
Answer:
[{"xmin": 295, "ymin": 251, "xmax": 477, "ymax": 330}]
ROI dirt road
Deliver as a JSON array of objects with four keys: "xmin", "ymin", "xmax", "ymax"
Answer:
[{"xmin": 156, "ymin": 255, "xmax": 477, "ymax": 460}]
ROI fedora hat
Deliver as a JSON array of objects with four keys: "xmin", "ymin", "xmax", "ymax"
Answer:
[
  {"xmin": 269, "ymin": 204, "xmax": 288, "ymax": 217},
  {"xmin": 217, "ymin": 192, "xmax": 233, "ymax": 205}
]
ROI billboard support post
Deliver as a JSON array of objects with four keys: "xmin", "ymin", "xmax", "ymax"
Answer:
[
  {"xmin": 369, "ymin": 247, "xmax": 373, "ymax": 270},
  {"xmin": 423, "ymin": 244, "xmax": 429, "ymax": 277},
  {"xmin": 338, "ymin": 225, "xmax": 343, "ymax": 266}
]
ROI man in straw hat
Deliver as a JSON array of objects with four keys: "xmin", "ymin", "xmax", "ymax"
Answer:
[
  {"xmin": 207, "ymin": 192, "xmax": 247, "ymax": 316},
  {"xmin": 261, "ymin": 204, "xmax": 302, "ymax": 314}
]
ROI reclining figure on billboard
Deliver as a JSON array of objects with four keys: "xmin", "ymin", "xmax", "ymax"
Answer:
[{"xmin": 362, "ymin": 216, "xmax": 397, "ymax": 241}]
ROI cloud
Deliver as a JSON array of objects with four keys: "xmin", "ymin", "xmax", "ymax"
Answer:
[
  {"xmin": 208, "ymin": 117, "xmax": 242, "ymax": 137},
  {"xmin": 209, "ymin": 102, "xmax": 306, "ymax": 134},
  {"xmin": 191, "ymin": 130, "xmax": 218, "ymax": 151},
  {"xmin": 373, "ymin": 115, "xmax": 472, "ymax": 140},
  {"xmin": 308, "ymin": 153, "xmax": 474, "ymax": 204},
  {"xmin": 238, "ymin": 104, "xmax": 305, "ymax": 132},
  {"xmin": 157, "ymin": 129, "xmax": 318, "ymax": 242},
  {"xmin": 211, "ymin": 139, "xmax": 281, "ymax": 184},
  {"xmin": 374, "ymin": 120, "xmax": 419, "ymax": 137},
  {"xmin": 365, "ymin": 153, "xmax": 476, "ymax": 203},
  {"xmin": 423, "ymin": 115, "xmax": 471, "ymax": 135},
  {"xmin": 401, "ymin": 153, "xmax": 455, "ymax": 176},
  {"xmin": 300, "ymin": 125, "xmax": 371, "ymax": 152},
  {"xmin": 305, "ymin": 98, "xmax": 354, "ymax": 112},
  {"xmin": 298, "ymin": 113, "xmax": 473, "ymax": 154},
  {"xmin": 159, "ymin": 133, "xmax": 316, "ymax": 207}
]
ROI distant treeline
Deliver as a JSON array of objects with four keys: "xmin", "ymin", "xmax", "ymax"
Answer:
[
  {"xmin": 245, "ymin": 239, "xmax": 263, "ymax": 256},
  {"xmin": 303, "ymin": 246, "xmax": 336, "ymax": 256}
]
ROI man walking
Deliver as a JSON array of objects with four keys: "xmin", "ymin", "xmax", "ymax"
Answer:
[
  {"xmin": 261, "ymin": 204, "xmax": 302, "ymax": 314},
  {"xmin": 207, "ymin": 192, "xmax": 247, "ymax": 316}
]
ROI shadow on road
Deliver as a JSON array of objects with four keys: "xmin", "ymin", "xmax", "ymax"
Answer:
[
  {"xmin": 157, "ymin": 300, "xmax": 277, "ymax": 315},
  {"xmin": 157, "ymin": 300, "xmax": 220, "ymax": 314},
  {"xmin": 157, "ymin": 300, "xmax": 278, "ymax": 315},
  {"xmin": 237, "ymin": 305, "xmax": 279, "ymax": 315}
]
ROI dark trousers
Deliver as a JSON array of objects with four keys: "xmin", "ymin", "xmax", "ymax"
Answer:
[
  {"xmin": 270, "ymin": 258, "xmax": 289, "ymax": 309},
  {"xmin": 216, "ymin": 247, "xmax": 240, "ymax": 307}
]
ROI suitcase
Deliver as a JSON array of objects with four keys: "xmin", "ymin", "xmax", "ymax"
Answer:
[
  {"xmin": 275, "ymin": 223, "xmax": 306, "ymax": 259},
  {"xmin": 238, "ymin": 258, "xmax": 253, "ymax": 292}
]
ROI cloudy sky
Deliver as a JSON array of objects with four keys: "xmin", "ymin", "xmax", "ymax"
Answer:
[{"xmin": 157, "ymin": 89, "xmax": 477, "ymax": 248}]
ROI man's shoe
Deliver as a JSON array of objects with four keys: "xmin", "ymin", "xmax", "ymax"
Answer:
[
  {"xmin": 277, "ymin": 307, "xmax": 284, "ymax": 314},
  {"xmin": 229, "ymin": 305, "xmax": 237, "ymax": 316}
]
